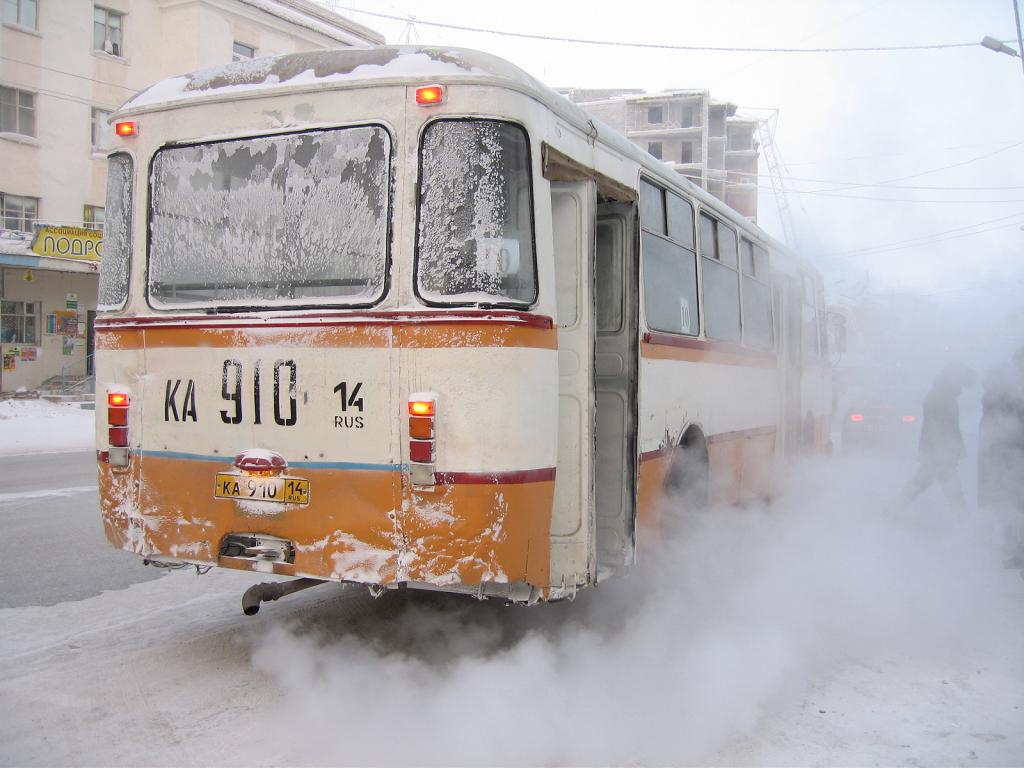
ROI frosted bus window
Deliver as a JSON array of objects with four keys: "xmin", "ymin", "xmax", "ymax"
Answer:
[
  {"xmin": 416, "ymin": 120, "xmax": 536, "ymax": 306},
  {"xmin": 148, "ymin": 126, "xmax": 390, "ymax": 308},
  {"xmin": 641, "ymin": 178, "xmax": 699, "ymax": 336},
  {"xmin": 98, "ymin": 153, "xmax": 132, "ymax": 309}
]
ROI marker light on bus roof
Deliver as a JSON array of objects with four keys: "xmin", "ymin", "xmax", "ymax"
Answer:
[
  {"xmin": 415, "ymin": 85, "xmax": 445, "ymax": 106},
  {"xmin": 115, "ymin": 120, "xmax": 139, "ymax": 137}
]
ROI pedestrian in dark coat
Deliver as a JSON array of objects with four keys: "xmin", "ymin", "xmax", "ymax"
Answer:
[{"xmin": 903, "ymin": 362, "xmax": 975, "ymax": 510}]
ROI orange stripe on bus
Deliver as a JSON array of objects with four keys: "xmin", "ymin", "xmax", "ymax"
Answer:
[
  {"xmin": 95, "ymin": 323, "xmax": 557, "ymax": 351},
  {"xmin": 641, "ymin": 333, "xmax": 777, "ymax": 368}
]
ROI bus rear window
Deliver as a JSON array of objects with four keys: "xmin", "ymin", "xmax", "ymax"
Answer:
[
  {"xmin": 416, "ymin": 119, "xmax": 536, "ymax": 306},
  {"xmin": 98, "ymin": 153, "xmax": 133, "ymax": 310},
  {"xmin": 148, "ymin": 126, "xmax": 390, "ymax": 309}
]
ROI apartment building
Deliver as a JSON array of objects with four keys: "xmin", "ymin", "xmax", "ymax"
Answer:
[
  {"xmin": 0, "ymin": 0, "xmax": 382, "ymax": 393},
  {"xmin": 562, "ymin": 88, "xmax": 761, "ymax": 221}
]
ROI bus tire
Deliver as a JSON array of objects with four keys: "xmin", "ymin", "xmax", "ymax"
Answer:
[{"xmin": 665, "ymin": 426, "xmax": 709, "ymax": 515}]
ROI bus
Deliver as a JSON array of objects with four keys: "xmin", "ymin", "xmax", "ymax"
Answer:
[{"xmin": 95, "ymin": 46, "xmax": 830, "ymax": 609}]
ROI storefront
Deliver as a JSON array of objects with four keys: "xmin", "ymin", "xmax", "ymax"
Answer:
[{"xmin": 1, "ymin": 229, "xmax": 99, "ymax": 394}]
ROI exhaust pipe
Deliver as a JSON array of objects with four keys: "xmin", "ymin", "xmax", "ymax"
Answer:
[{"xmin": 242, "ymin": 578, "xmax": 325, "ymax": 616}]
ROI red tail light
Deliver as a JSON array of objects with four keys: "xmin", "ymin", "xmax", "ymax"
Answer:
[
  {"xmin": 108, "ymin": 392, "xmax": 129, "ymax": 407},
  {"xmin": 902, "ymin": 415, "xmax": 916, "ymax": 423},
  {"xmin": 108, "ymin": 426, "xmax": 129, "ymax": 447},
  {"xmin": 409, "ymin": 440, "xmax": 434, "ymax": 463},
  {"xmin": 850, "ymin": 413, "xmax": 864, "ymax": 422}
]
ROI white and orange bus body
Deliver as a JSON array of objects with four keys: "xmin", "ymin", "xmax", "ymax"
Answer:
[{"xmin": 96, "ymin": 47, "xmax": 829, "ymax": 603}]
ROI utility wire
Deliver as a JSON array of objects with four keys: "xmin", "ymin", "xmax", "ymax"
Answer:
[
  {"xmin": 806, "ymin": 140, "xmax": 1024, "ymax": 193},
  {"xmin": 819, "ymin": 212, "xmax": 1024, "ymax": 257},
  {"xmin": 782, "ymin": 139, "xmax": 1024, "ymax": 167},
  {"xmin": 722, "ymin": 180, "xmax": 1024, "ymax": 203},
  {"xmin": 818, "ymin": 216, "xmax": 1024, "ymax": 260},
  {"xmin": 1, "ymin": 56, "xmax": 139, "ymax": 91},
  {"xmin": 329, "ymin": 4, "xmax": 1014, "ymax": 54},
  {"xmin": 721, "ymin": 168, "xmax": 1024, "ymax": 191}
]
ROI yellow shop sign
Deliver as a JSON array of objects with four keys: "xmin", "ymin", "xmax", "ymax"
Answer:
[{"xmin": 31, "ymin": 227, "xmax": 103, "ymax": 261}]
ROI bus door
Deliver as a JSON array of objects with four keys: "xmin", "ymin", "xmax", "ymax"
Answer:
[
  {"xmin": 776, "ymin": 275, "xmax": 803, "ymax": 454},
  {"xmin": 551, "ymin": 181, "xmax": 597, "ymax": 587},
  {"xmin": 594, "ymin": 203, "xmax": 639, "ymax": 576}
]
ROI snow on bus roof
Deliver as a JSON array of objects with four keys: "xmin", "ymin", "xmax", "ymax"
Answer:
[{"xmin": 121, "ymin": 46, "xmax": 539, "ymax": 112}]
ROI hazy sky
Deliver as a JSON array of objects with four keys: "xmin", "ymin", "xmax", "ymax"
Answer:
[{"xmin": 322, "ymin": 0, "xmax": 1024, "ymax": 302}]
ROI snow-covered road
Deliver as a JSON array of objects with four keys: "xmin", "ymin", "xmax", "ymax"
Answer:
[{"xmin": 0, "ymin": 399, "xmax": 1022, "ymax": 766}]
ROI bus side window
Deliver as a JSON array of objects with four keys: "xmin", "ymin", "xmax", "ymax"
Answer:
[
  {"xmin": 699, "ymin": 213, "xmax": 741, "ymax": 343},
  {"xmin": 639, "ymin": 180, "xmax": 698, "ymax": 336},
  {"xmin": 741, "ymin": 240, "xmax": 774, "ymax": 350}
]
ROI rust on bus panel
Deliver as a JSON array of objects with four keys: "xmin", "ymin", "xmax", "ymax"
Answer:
[{"xmin": 98, "ymin": 457, "xmax": 553, "ymax": 590}]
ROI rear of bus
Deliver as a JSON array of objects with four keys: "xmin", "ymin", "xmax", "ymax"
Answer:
[{"xmin": 95, "ymin": 50, "xmax": 561, "ymax": 602}]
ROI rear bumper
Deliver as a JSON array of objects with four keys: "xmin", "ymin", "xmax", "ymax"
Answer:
[{"xmin": 99, "ymin": 453, "xmax": 554, "ymax": 592}]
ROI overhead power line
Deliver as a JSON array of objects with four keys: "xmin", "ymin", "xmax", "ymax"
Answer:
[
  {"xmin": 1, "ymin": 56, "xmax": 138, "ymax": 91},
  {"xmin": 329, "ymin": 4, "xmax": 1013, "ymax": 54},
  {"xmin": 781, "ymin": 139, "xmax": 1024, "ymax": 167},
  {"xmin": 817, "ymin": 212, "xmax": 1024, "ymax": 259}
]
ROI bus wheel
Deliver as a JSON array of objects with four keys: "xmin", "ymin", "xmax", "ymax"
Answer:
[{"xmin": 664, "ymin": 427, "xmax": 709, "ymax": 519}]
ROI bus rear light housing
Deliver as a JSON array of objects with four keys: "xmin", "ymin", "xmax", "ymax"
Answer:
[
  {"xmin": 106, "ymin": 389, "xmax": 131, "ymax": 465},
  {"xmin": 408, "ymin": 392, "xmax": 438, "ymax": 487}
]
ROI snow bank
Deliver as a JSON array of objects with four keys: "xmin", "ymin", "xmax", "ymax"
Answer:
[{"xmin": 0, "ymin": 399, "xmax": 95, "ymax": 456}]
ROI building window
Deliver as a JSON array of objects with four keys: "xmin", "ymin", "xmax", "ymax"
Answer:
[
  {"xmin": 647, "ymin": 141, "xmax": 663, "ymax": 160},
  {"xmin": 1, "ymin": 300, "xmax": 40, "ymax": 344},
  {"xmin": 232, "ymin": 41, "xmax": 255, "ymax": 61},
  {"xmin": 3, "ymin": 0, "xmax": 37, "ymax": 29},
  {"xmin": 93, "ymin": 6, "xmax": 123, "ymax": 57},
  {"xmin": 84, "ymin": 205, "xmax": 105, "ymax": 230},
  {"xmin": 647, "ymin": 106, "xmax": 663, "ymax": 125},
  {"xmin": 680, "ymin": 142, "xmax": 693, "ymax": 164},
  {"xmin": 1, "ymin": 192, "xmax": 38, "ymax": 232},
  {"xmin": 90, "ymin": 107, "xmax": 113, "ymax": 149},
  {"xmin": 680, "ymin": 106, "xmax": 694, "ymax": 128},
  {"xmin": 0, "ymin": 86, "xmax": 35, "ymax": 136}
]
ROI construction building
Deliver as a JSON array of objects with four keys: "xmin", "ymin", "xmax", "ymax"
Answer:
[
  {"xmin": 0, "ymin": 0, "xmax": 382, "ymax": 394},
  {"xmin": 561, "ymin": 88, "xmax": 761, "ymax": 221}
]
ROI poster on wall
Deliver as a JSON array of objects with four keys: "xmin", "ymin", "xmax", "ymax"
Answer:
[
  {"xmin": 46, "ymin": 314, "xmax": 57, "ymax": 335},
  {"xmin": 3, "ymin": 353, "xmax": 14, "ymax": 371},
  {"xmin": 62, "ymin": 337, "xmax": 75, "ymax": 356},
  {"xmin": 55, "ymin": 311, "xmax": 78, "ymax": 336},
  {"xmin": 20, "ymin": 347, "xmax": 37, "ymax": 361}
]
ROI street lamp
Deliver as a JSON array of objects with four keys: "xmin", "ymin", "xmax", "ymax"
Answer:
[
  {"xmin": 981, "ymin": 0, "xmax": 1024, "ymax": 76},
  {"xmin": 981, "ymin": 35, "xmax": 1019, "ymax": 57}
]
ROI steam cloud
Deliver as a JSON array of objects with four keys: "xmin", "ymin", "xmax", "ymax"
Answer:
[{"xmin": 249, "ymin": 451, "xmax": 1014, "ymax": 766}]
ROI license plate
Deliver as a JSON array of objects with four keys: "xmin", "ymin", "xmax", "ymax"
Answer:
[{"xmin": 215, "ymin": 473, "xmax": 310, "ymax": 505}]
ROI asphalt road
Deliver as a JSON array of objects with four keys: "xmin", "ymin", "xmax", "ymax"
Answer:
[{"xmin": 0, "ymin": 450, "xmax": 162, "ymax": 609}]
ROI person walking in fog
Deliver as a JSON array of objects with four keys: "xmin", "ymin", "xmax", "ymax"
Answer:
[
  {"xmin": 903, "ymin": 363, "xmax": 975, "ymax": 511},
  {"xmin": 978, "ymin": 348, "xmax": 1024, "ymax": 566}
]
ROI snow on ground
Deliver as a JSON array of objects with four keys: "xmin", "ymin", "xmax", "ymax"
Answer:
[
  {"xmin": 0, "ymin": 400, "xmax": 1022, "ymax": 765},
  {"xmin": 0, "ymin": 398, "xmax": 95, "ymax": 456}
]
